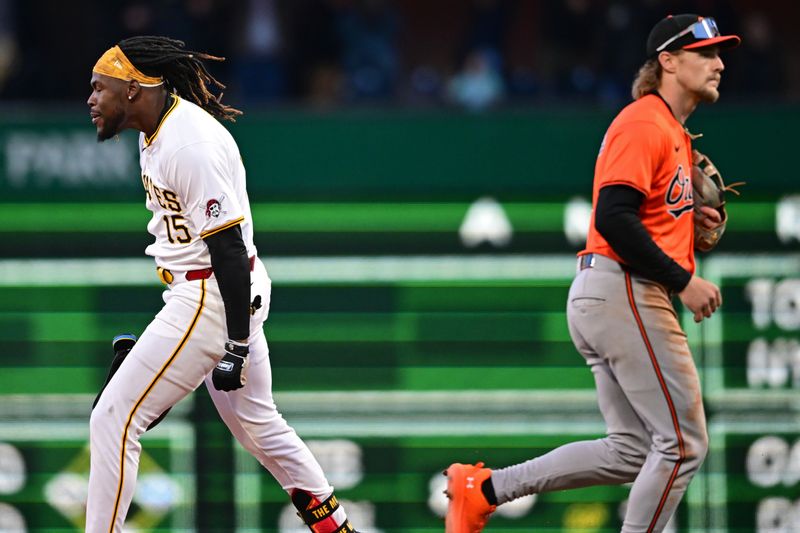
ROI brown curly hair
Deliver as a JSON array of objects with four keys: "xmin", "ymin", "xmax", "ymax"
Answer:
[{"xmin": 631, "ymin": 58, "xmax": 662, "ymax": 100}]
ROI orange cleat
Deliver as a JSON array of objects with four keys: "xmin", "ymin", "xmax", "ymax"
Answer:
[{"xmin": 444, "ymin": 462, "xmax": 497, "ymax": 533}]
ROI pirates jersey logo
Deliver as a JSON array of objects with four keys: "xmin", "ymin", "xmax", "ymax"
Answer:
[
  {"xmin": 204, "ymin": 194, "xmax": 227, "ymax": 218},
  {"xmin": 665, "ymin": 165, "xmax": 694, "ymax": 218}
]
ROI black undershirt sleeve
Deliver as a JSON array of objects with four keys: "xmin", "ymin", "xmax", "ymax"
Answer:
[
  {"xmin": 204, "ymin": 224, "xmax": 250, "ymax": 341},
  {"xmin": 595, "ymin": 184, "xmax": 692, "ymax": 293}
]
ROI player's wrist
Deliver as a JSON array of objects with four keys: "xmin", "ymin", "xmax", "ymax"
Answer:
[{"xmin": 225, "ymin": 339, "xmax": 249, "ymax": 358}]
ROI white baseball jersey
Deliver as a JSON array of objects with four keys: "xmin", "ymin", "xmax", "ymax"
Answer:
[{"xmin": 139, "ymin": 95, "xmax": 257, "ymax": 270}]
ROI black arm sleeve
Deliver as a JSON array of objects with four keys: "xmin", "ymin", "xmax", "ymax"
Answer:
[
  {"xmin": 595, "ymin": 185, "xmax": 692, "ymax": 293},
  {"xmin": 204, "ymin": 224, "xmax": 250, "ymax": 341}
]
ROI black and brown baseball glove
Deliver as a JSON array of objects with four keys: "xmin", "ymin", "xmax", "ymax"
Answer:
[{"xmin": 691, "ymin": 149, "xmax": 745, "ymax": 252}]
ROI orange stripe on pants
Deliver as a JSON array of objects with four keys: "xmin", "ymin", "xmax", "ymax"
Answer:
[{"xmin": 625, "ymin": 272, "xmax": 685, "ymax": 533}]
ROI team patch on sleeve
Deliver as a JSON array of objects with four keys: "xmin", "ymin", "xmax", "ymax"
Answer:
[{"xmin": 203, "ymin": 194, "xmax": 227, "ymax": 219}]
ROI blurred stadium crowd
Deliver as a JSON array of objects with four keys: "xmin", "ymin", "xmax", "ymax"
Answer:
[{"xmin": 0, "ymin": 0, "xmax": 796, "ymax": 110}]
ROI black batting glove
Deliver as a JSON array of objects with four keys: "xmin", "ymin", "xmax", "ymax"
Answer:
[{"xmin": 212, "ymin": 340, "xmax": 249, "ymax": 391}]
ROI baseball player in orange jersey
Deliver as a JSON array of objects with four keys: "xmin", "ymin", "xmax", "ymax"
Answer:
[
  {"xmin": 86, "ymin": 37, "xmax": 358, "ymax": 533},
  {"xmin": 445, "ymin": 15, "xmax": 740, "ymax": 533}
]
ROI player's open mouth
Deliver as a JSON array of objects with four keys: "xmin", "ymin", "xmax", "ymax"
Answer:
[{"xmin": 90, "ymin": 112, "xmax": 101, "ymax": 125}]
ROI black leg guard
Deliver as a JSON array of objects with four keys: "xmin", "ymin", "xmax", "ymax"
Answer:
[{"xmin": 291, "ymin": 489, "xmax": 356, "ymax": 532}]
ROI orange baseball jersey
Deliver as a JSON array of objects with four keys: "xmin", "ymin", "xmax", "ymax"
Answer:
[{"xmin": 582, "ymin": 93, "xmax": 696, "ymax": 274}]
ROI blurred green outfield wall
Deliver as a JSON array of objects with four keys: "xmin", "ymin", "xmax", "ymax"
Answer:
[
  {"xmin": 1, "ymin": 106, "xmax": 799, "ymax": 531},
  {"xmin": 1, "ymin": 106, "xmax": 795, "ymax": 201}
]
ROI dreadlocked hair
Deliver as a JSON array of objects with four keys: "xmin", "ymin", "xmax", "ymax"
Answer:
[{"xmin": 118, "ymin": 35, "xmax": 242, "ymax": 122}]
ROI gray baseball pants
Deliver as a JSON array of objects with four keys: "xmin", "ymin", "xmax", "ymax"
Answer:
[{"xmin": 491, "ymin": 253, "xmax": 708, "ymax": 532}]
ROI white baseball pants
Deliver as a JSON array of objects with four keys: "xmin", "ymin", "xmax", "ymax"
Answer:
[{"xmin": 86, "ymin": 259, "xmax": 340, "ymax": 532}]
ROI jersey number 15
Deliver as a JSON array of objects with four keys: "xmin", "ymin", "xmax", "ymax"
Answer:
[{"xmin": 163, "ymin": 214, "xmax": 192, "ymax": 244}]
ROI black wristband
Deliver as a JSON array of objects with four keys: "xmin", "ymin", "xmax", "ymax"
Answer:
[{"xmin": 225, "ymin": 340, "xmax": 249, "ymax": 357}]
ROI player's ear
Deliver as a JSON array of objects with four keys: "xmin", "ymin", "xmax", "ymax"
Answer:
[
  {"xmin": 658, "ymin": 51, "xmax": 680, "ymax": 74},
  {"xmin": 126, "ymin": 80, "xmax": 141, "ymax": 102}
]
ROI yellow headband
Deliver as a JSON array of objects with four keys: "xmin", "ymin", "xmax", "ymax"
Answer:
[{"xmin": 92, "ymin": 45, "xmax": 164, "ymax": 87}]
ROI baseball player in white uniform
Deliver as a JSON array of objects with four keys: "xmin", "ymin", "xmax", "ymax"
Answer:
[{"xmin": 86, "ymin": 36, "xmax": 357, "ymax": 533}]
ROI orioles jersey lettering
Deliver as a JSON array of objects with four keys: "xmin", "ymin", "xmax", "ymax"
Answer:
[{"xmin": 665, "ymin": 165, "xmax": 694, "ymax": 218}]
